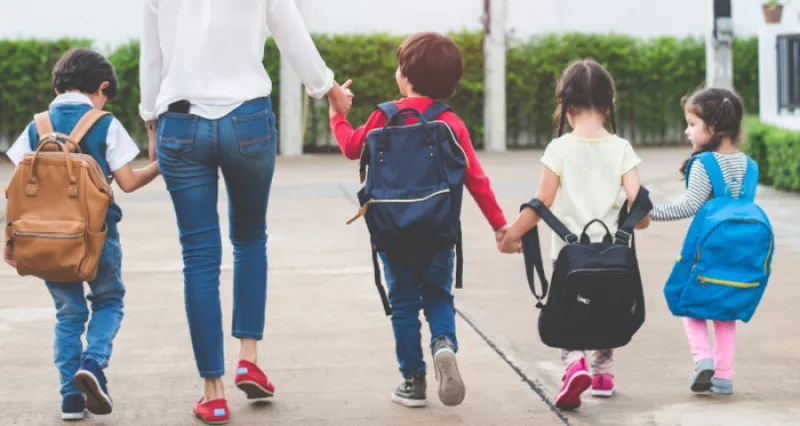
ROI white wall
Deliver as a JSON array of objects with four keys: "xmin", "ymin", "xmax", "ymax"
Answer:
[
  {"xmin": 759, "ymin": 21, "xmax": 800, "ymax": 131},
  {"xmin": 0, "ymin": 0, "xmax": 769, "ymax": 50}
]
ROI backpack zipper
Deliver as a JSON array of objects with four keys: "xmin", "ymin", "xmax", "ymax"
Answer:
[
  {"xmin": 13, "ymin": 231, "xmax": 84, "ymax": 239},
  {"xmin": 692, "ymin": 219, "xmax": 774, "ymax": 275},
  {"xmin": 697, "ymin": 276, "xmax": 760, "ymax": 288},
  {"xmin": 346, "ymin": 188, "xmax": 451, "ymax": 225}
]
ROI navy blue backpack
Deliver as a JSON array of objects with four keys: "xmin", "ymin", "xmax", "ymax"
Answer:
[
  {"xmin": 663, "ymin": 152, "xmax": 774, "ymax": 322},
  {"xmin": 346, "ymin": 102, "xmax": 469, "ymax": 315}
]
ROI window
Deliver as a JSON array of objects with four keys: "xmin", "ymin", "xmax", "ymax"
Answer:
[{"xmin": 777, "ymin": 34, "xmax": 800, "ymax": 112}]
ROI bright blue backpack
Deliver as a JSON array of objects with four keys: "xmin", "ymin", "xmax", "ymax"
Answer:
[
  {"xmin": 347, "ymin": 102, "xmax": 468, "ymax": 315},
  {"xmin": 663, "ymin": 152, "xmax": 774, "ymax": 322}
]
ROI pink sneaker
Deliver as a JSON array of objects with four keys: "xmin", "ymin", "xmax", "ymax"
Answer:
[
  {"xmin": 555, "ymin": 358, "xmax": 592, "ymax": 411},
  {"xmin": 591, "ymin": 373, "xmax": 615, "ymax": 397}
]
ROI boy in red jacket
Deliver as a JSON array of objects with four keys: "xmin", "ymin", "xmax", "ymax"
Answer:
[{"xmin": 330, "ymin": 32, "xmax": 507, "ymax": 408}]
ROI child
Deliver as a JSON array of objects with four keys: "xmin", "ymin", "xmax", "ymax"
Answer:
[
  {"xmin": 3, "ymin": 48, "xmax": 160, "ymax": 420},
  {"xmin": 499, "ymin": 59, "xmax": 649, "ymax": 410},
  {"xmin": 329, "ymin": 32, "xmax": 508, "ymax": 408},
  {"xmin": 649, "ymin": 87, "xmax": 747, "ymax": 395}
]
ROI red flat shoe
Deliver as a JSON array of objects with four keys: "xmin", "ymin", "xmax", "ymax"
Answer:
[
  {"xmin": 192, "ymin": 398, "xmax": 229, "ymax": 425},
  {"xmin": 234, "ymin": 360, "xmax": 275, "ymax": 399}
]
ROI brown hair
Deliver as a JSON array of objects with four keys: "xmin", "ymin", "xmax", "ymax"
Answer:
[
  {"xmin": 397, "ymin": 32, "xmax": 463, "ymax": 99},
  {"xmin": 679, "ymin": 87, "xmax": 744, "ymax": 175},
  {"xmin": 553, "ymin": 59, "xmax": 617, "ymax": 136}
]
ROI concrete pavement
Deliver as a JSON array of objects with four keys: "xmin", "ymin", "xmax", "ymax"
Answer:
[{"xmin": 1, "ymin": 147, "xmax": 798, "ymax": 425}]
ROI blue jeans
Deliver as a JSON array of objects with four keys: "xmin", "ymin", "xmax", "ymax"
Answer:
[
  {"xmin": 46, "ymin": 237, "xmax": 125, "ymax": 397},
  {"xmin": 157, "ymin": 97, "xmax": 277, "ymax": 378},
  {"xmin": 379, "ymin": 248, "xmax": 458, "ymax": 378}
]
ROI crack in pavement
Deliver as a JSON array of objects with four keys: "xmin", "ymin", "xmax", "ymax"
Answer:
[{"xmin": 456, "ymin": 307, "xmax": 572, "ymax": 425}]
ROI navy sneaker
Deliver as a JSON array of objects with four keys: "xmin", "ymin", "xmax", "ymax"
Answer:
[
  {"xmin": 61, "ymin": 394, "xmax": 86, "ymax": 421},
  {"xmin": 74, "ymin": 359, "xmax": 113, "ymax": 415}
]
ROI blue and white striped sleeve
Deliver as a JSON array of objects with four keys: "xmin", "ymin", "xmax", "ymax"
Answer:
[{"xmin": 650, "ymin": 161, "xmax": 712, "ymax": 221}]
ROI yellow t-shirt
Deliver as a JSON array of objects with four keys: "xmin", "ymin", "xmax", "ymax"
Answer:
[{"xmin": 540, "ymin": 133, "xmax": 641, "ymax": 260}]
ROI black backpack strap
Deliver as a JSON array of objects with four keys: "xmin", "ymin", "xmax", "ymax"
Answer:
[
  {"xmin": 614, "ymin": 186, "xmax": 652, "ymax": 246},
  {"xmin": 521, "ymin": 199, "xmax": 579, "ymax": 244},
  {"xmin": 521, "ymin": 224, "xmax": 549, "ymax": 308},
  {"xmin": 421, "ymin": 102, "xmax": 450, "ymax": 122},
  {"xmin": 455, "ymin": 226, "xmax": 464, "ymax": 289},
  {"xmin": 518, "ymin": 199, "xmax": 581, "ymax": 307},
  {"xmin": 371, "ymin": 247, "xmax": 392, "ymax": 316},
  {"xmin": 519, "ymin": 199, "xmax": 574, "ymax": 308}
]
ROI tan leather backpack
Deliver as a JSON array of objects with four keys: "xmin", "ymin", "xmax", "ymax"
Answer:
[{"xmin": 4, "ymin": 110, "xmax": 114, "ymax": 283}]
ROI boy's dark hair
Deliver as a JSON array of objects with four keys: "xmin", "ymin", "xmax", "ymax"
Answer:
[
  {"xmin": 553, "ymin": 59, "xmax": 617, "ymax": 137},
  {"xmin": 679, "ymin": 87, "xmax": 744, "ymax": 175},
  {"xmin": 52, "ymin": 48, "xmax": 118, "ymax": 101},
  {"xmin": 397, "ymin": 32, "xmax": 463, "ymax": 99}
]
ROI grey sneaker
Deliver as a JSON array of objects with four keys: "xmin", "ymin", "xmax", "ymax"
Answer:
[
  {"xmin": 391, "ymin": 374, "xmax": 427, "ymax": 407},
  {"xmin": 432, "ymin": 336, "xmax": 465, "ymax": 406},
  {"xmin": 690, "ymin": 358, "xmax": 715, "ymax": 392},
  {"xmin": 711, "ymin": 378, "xmax": 733, "ymax": 395}
]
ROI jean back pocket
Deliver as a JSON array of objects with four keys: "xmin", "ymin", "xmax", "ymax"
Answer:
[{"xmin": 233, "ymin": 109, "xmax": 274, "ymax": 158}]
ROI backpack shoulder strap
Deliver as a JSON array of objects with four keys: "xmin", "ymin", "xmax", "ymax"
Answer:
[
  {"xmin": 519, "ymin": 221, "xmax": 550, "ymax": 306},
  {"xmin": 33, "ymin": 112, "xmax": 55, "ymax": 143},
  {"xmin": 518, "ymin": 199, "xmax": 576, "ymax": 306},
  {"xmin": 421, "ymin": 102, "xmax": 450, "ymax": 122},
  {"xmin": 520, "ymin": 199, "xmax": 578, "ymax": 244},
  {"xmin": 377, "ymin": 102, "xmax": 400, "ymax": 121},
  {"xmin": 615, "ymin": 186, "xmax": 653, "ymax": 246},
  {"xmin": 69, "ymin": 110, "xmax": 111, "ymax": 145},
  {"xmin": 740, "ymin": 156, "xmax": 760, "ymax": 201},
  {"xmin": 697, "ymin": 152, "xmax": 727, "ymax": 198}
]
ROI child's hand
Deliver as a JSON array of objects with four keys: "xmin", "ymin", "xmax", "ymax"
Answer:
[
  {"xmin": 494, "ymin": 225, "xmax": 508, "ymax": 252},
  {"xmin": 329, "ymin": 79, "xmax": 353, "ymax": 119},
  {"xmin": 3, "ymin": 243, "xmax": 16, "ymax": 268},
  {"xmin": 499, "ymin": 231, "xmax": 523, "ymax": 254}
]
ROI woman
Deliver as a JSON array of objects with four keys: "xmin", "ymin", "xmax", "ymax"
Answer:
[{"xmin": 138, "ymin": 1, "xmax": 351, "ymax": 424}]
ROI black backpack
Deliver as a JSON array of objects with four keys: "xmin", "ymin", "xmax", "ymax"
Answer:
[{"xmin": 520, "ymin": 187, "xmax": 652, "ymax": 350}]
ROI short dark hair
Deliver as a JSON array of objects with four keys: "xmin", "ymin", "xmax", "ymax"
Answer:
[
  {"xmin": 679, "ymin": 87, "xmax": 745, "ymax": 174},
  {"xmin": 553, "ymin": 59, "xmax": 617, "ymax": 136},
  {"xmin": 52, "ymin": 48, "xmax": 118, "ymax": 101},
  {"xmin": 397, "ymin": 32, "xmax": 463, "ymax": 99}
]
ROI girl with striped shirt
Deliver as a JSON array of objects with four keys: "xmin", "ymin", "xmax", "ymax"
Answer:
[{"xmin": 651, "ymin": 87, "xmax": 748, "ymax": 395}]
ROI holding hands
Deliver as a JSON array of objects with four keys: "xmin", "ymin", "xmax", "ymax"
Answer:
[{"xmin": 328, "ymin": 79, "xmax": 353, "ymax": 119}]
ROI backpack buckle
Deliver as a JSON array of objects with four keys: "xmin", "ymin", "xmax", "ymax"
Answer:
[
  {"xmin": 565, "ymin": 233, "xmax": 578, "ymax": 244},
  {"xmin": 615, "ymin": 229, "xmax": 631, "ymax": 244}
]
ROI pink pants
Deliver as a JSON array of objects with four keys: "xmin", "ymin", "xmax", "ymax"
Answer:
[{"xmin": 683, "ymin": 317, "xmax": 736, "ymax": 380}]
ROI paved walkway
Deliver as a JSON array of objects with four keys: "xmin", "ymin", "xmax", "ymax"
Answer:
[{"xmin": 1, "ymin": 147, "xmax": 798, "ymax": 425}]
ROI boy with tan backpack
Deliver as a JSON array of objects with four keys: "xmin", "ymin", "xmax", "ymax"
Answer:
[{"xmin": 3, "ymin": 48, "xmax": 160, "ymax": 420}]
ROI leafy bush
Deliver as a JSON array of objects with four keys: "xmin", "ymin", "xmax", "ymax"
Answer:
[
  {"xmin": 744, "ymin": 118, "xmax": 800, "ymax": 191},
  {"xmin": 0, "ymin": 34, "xmax": 761, "ymax": 152}
]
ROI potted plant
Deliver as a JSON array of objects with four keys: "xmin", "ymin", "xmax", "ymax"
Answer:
[{"xmin": 762, "ymin": 0, "xmax": 786, "ymax": 23}]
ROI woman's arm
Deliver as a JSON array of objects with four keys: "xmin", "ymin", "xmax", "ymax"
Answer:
[
  {"xmin": 138, "ymin": 0, "xmax": 162, "ymax": 124},
  {"xmin": 266, "ymin": 0, "xmax": 335, "ymax": 99}
]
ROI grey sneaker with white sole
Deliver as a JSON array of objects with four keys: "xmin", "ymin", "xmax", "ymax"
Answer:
[
  {"xmin": 391, "ymin": 374, "xmax": 427, "ymax": 407},
  {"xmin": 432, "ymin": 336, "xmax": 465, "ymax": 406}
]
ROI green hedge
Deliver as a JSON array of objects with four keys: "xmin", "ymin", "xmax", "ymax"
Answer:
[
  {"xmin": 743, "ymin": 118, "xmax": 800, "ymax": 192},
  {"xmin": 1, "ymin": 33, "xmax": 760, "ymax": 151}
]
